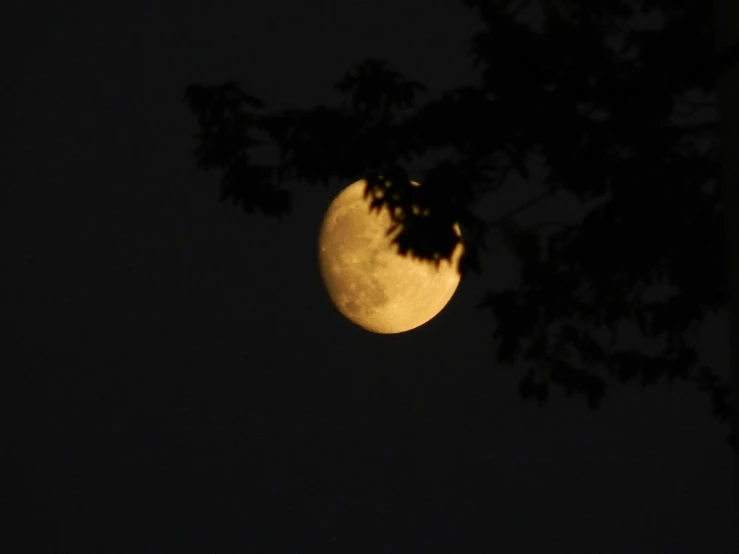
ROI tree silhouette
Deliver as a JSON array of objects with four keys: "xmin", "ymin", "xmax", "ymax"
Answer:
[{"xmin": 184, "ymin": 0, "xmax": 739, "ymax": 447}]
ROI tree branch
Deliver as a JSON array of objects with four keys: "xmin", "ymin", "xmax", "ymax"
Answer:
[
  {"xmin": 660, "ymin": 121, "xmax": 717, "ymax": 134},
  {"xmin": 488, "ymin": 190, "xmax": 554, "ymax": 226}
]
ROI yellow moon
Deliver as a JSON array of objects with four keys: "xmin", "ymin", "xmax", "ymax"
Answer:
[{"xmin": 318, "ymin": 179, "xmax": 463, "ymax": 334}]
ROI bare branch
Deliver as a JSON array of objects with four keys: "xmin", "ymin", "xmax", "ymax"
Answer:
[{"xmin": 488, "ymin": 190, "xmax": 554, "ymax": 227}]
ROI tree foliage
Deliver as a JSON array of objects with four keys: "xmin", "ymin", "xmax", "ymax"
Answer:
[{"xmin": 184, "ymin": 0, "xmax": 738, "ymax": 445}]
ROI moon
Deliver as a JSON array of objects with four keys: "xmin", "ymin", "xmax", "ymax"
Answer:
[{"xmin": 318, "ymin": 179, "xmax": 463, "ymax": 334}]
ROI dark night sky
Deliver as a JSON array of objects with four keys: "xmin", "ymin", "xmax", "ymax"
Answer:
[{"xmin": 3, "ymin": 0, "xmax": 738, "ymax": 552}]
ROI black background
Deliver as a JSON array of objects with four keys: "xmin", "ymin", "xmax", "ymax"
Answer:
[{"xmin": 3, "ymin": 0, "xmax": 738, "ymax": 551}]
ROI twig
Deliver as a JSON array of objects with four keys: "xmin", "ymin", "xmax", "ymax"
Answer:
[{"xmin": 488, "ymin": 190, "xmax": 554, "ymax": 226}]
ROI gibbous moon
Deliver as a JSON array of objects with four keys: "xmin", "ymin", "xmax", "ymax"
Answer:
[{"xmin": 318, "ymin": 179, "xmax": 463, "ymax": 334}]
